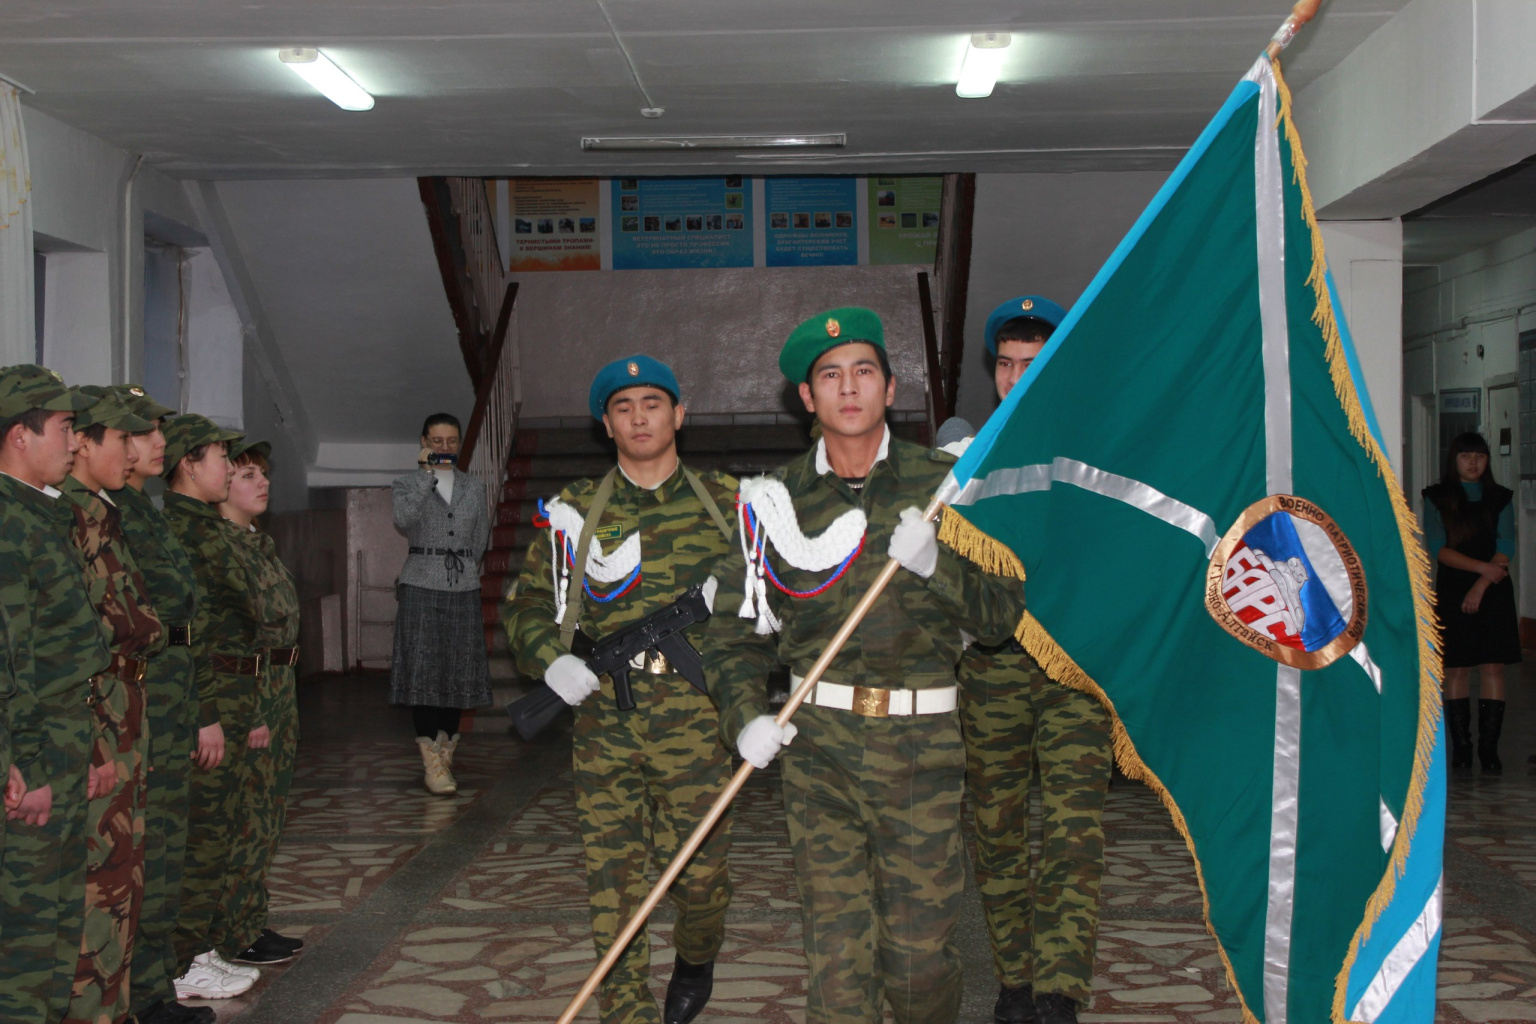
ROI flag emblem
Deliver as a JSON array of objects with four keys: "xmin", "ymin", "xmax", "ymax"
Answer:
[{"xmin": 1206, "ymin": 495, "xmax": 1367, "ymax": 669}]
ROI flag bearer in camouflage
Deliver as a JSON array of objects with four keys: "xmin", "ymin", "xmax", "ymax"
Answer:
[
  {"xmin": 961, "ymin": 298, "xmax": 1113, "ymax": 1024},
  {"xmin": 105, "ymin": 386, "xmax": 217, "ymax": 1024},
  {"xmin": 215, "ymin": 438, "xmax": 303, "ymax": 968},
  {"xmin": 701, "ymin": 310, "xmax": 1027, "ymax": 1024},
  {"xmin": 158, "ymin": 415, "xmax": 266, "ymax": 1001},
  {"xmin": 0, "ymin": 366, "xmax": 109, "ymax": 1024},
  {"xmin": 504, "ymin": 355, "xmax": 737, "ymax": 1024},
  {"xmin": 60, "ymin": 386, "xmax": 166, "ymax": 1024}
]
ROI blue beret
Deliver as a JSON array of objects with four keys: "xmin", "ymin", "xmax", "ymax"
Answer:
[
  {"xmin": 984, "ymin": 295, "xmax": 1066, "ymax": 355},
  {"xmin": 589, "ymin": 355, "xmax": 681, "ymax": 421}
]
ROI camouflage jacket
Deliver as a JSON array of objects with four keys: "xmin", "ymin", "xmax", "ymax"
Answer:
[
  {"xmin": 0, "ymin": 472, "xmax": 111, "ymax": 788},
  {"xmin": 233, "ymin": 524, "xmax": 301, "ymax": 724},
  {"xmin": 60, "ymin": 478, "xmax": 165, "ymax": 760},
  {"xmin": 162, "ymin": 491, "xmax": 282, "ymax": 730},
  {"xmin": 109, "ymin": 484, "xmax": 197, "ymax": 631},
  {"xmin": 1, "ymin": 601, "xmax": 13, "ymax": 777},
  {"xmin": 504, "ymin": 463, "xmax": 738, "ymax": 686},
  {"xmin": 701, "ymin": 435, "xmax": 1027, "ymax": 745}
]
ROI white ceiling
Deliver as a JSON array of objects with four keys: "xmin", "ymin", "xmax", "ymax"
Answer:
[{"xmin": 1, "ymin": 0, "xmax": 1411, "ymax": 179}]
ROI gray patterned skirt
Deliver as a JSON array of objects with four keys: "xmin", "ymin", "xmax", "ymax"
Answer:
[{"xmin": 389, "ymin": 584, "xmax": 492, "ymax": 708}]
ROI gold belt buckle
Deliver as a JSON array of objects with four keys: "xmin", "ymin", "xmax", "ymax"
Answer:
[
  {"xmin": 131, "ymin": 658, "xmax": 147, "ymax": 683},
  {"xmin": 851, "ymin": 685, "xmax": 890, "ymax": 717},
  {"xmin": 253, "ymin": 653, "xmax": 265, "ymax": 675},
  {"xmin": 645, "ymin": 650, "xmax": 669, "ymax": 675}
]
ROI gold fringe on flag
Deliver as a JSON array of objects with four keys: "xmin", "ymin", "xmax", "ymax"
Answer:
[{"xmin": 1270, "ymin": 58, "xmax": 1446, "ymax": 1023}]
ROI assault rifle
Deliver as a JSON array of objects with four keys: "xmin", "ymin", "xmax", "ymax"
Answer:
[{"xmin": 507, "ymin": 585, "xmax": 713, "ymax": 741}]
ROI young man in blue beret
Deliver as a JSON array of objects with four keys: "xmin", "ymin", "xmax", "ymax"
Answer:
[
  {"xmin": 702, "ymin": 311, "xmax": 1027, "ymax": 1024},
  {"xmin": 962, "ymin": 296, "xmax": 1113, "ymax": 1024},
  {"xmin": 505, "ymin": 355, "xmax": 738, "ymax": 1024}
]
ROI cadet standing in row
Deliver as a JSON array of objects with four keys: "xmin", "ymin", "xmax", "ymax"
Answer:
[
  {"xmin": 505, "ymin": 356, "xmax": 736, "ymax": 1024},
  {"xmin": 0, "ymin": 366, "xmax": 110, "ymax": 1024},
  {"xmin": 215, "ymin": 438, "xmax": 304, "ymax": 968},
  {"xmin": 59, "ymin": 386, "xmax": 165, "ymax": 1024},
  {"xmin": 702, "ymin": 311, "xmax": 1027, "ymax": 1024},
  {"xmin": 107, "ymin": 386, "xmax": 215, "ymax": 1024},
  {"xmin": 959, "ymin": 298, "xmax": 1112, "ymax": 1024}
]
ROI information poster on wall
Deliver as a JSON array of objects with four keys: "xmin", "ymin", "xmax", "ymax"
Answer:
[
  {"xmin": 764, "ymin": 177, "xmax": 858, "ymax": 267},
  {"xmin": 867, "ymin": 176, "xmax": 942, "ymax": 266},
  {"xmin": 505, "ymin": 179, "xmax": 601, "ymax": 272},
  {"xmin": 610, "ymin": 176, "xmax": 753, "ymax": 270}
]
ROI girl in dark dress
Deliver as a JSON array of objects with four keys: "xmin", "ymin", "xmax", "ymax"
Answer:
[{"xmin": 1422, "ymin": 432, "xmax": 1520, "ymax": 772}]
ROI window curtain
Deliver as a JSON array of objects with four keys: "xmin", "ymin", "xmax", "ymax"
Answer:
[{"xmin": 0, "ymin": 83, "xmax": 34, "ymax": 366}]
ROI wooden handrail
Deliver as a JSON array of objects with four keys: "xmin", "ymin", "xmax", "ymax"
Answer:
[
  {"xmin": 460, "ymin": 280, "xmax": 519, "ymax": 471},
  {"xmin": 916, "ymin": 270, "xmax": 948, "ymax": 436},
  {"xmin": 418, "ymin": 176, "xmax": 489, "ymax": 390},
  {"xmin": 937, "ymin": 174, "xmax": 977, "ymax": 418}
]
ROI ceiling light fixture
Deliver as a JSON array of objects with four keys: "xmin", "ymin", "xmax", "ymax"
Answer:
[
  {"xmin": 581, "ymin": 133, "xmax": 846, "ymax": 152},
  {"xmin": 956, "ymin": 32, "xmax": 1011, "ymax": 99},
  {"xmin": 278, "ymin": 48, "xmax": 374, "ymax": 111}
]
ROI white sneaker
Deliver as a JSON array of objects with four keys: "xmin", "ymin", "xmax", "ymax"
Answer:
[
  {"xmin": 175, "ymin": 959, "xmax": 254, "ymax": 1000},
  {"xmin": 201, "ymin": 949, "xmax": 261, "ymax": 981}
]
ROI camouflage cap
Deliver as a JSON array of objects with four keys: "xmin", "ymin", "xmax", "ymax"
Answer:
[
  {"xmin": 779, "ymin": 307, "xmax": 886, "ymax": 383},
  {"xmin": 161, "ymin": 413, "xmax": 243, "ymax": 479},
  {"xmin": 228, "ymin": 438, "xmax": 272, "ymax": 463},
  {"xmin": 73, "ymin": 385, "xmax": 156, "ymax": 433},
  {"xmin": 109, "ymin": 384, "xmax": 177, "ymax": 425},
  {"xmin": 0, "ymin": 364, "xmax": 98, "ymax": 420}
]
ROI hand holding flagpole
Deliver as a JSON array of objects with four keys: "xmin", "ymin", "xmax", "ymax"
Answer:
[{"xmin": 552, "ymin": 497, "xmax": 943, "ymax": 1024}]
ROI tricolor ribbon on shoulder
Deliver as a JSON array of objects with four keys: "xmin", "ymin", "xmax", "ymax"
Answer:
[
  {"xmin": 534, "ymin": 498, "xmax": 643, "ymax": 624},
  {"xmin": 735, "ymin": 477, "xmax": 867, "ymax": 635}
]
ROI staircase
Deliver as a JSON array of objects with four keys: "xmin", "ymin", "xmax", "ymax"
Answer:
[{"xmin": 479, "ymin": 419, "xmax": 930, "ymax": 698}]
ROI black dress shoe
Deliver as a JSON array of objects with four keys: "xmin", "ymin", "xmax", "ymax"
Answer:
[
  {"xmin": 231, "ymin": 931, "xmax": 296, "ymax": 965},
  {"xmin": 663, "ymin": 956, "xmax": 714, "ymax": 1024},
  {"xmin": 261, "ymin": 928, "xmax": 303, "ymax": 952},
  {"xmin": 139, "ymin": 1002, "xmax": 216, "ymax": 1024},
  {"xmin": 1036, "ymin": 993, "xmax": 1079, "ymax": 1024},
  {"xmin": 995, "ymin": 983, "xmax": 1038, "ymax": 1024}
]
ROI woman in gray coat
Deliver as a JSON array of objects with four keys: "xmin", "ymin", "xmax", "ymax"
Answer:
[{"xmin": 390, "ymin": 412, "xmax": 492, "ymax": 794}]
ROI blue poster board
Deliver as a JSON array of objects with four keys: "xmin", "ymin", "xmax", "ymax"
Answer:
[
  {"xmin": 764, "ymin": 177, "xmax": 858, "ymax": 267},
  {"xmin": 610, "ymin": 177, "xmax": 753, "ymax": 269}
]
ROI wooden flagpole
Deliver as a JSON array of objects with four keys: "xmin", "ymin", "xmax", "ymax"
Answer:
[
  {"xmin": 1266, "ymin": 0, "xmax": 1325, "ymax": 59},
  {"xmin": 553, "ymin": 495, "xmax": 944, "ymax": 1024}
]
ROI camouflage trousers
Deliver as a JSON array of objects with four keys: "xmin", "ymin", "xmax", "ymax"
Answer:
[
  {"xmin": 173, "ymin": 670, "xmax": 258, "ymax": 972},
  {"xmin": 217, "ymin": 671, "xmax": 298, "ymax": 959},
  {"xmin": 129, "ymin": 651, "xmax": 198, "ymax": 1014},
  {"xmin": 957, "ymin": 644, "xmax": 1112, "ymax": 1003},
  {"xmin": 65, "ymin": 678, "xmax": 148, "ymax": 1024},
  {"xmin": 574, "ymin": 674, "xmax": 733, "ymax": 1024},
  {"xmin": 0, "ymin": 712, "xmax": 93, "ymax": 1024},
  {"xmin": 780, "ymin": 701, "xmax": 966, "ymax": 1024}
]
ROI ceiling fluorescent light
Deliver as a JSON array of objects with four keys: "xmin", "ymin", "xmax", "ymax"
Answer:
[
  {"xmin": 956, "ymin": 32, "xmax": 1010, "ymax": 99},
  {"xmin": 278, "ymin": 48, "xmax": 374, "ymax": 111},
  {"xmin": 581, "ymin": 133, "xmax": 845, "ymax": 152}
]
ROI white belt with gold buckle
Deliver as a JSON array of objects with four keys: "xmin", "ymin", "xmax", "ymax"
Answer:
[{"xmin": 797, "ymin": 676, "xmax": 958, "ymax": 718}]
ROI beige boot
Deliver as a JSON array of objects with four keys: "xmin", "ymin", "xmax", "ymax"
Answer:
[
  {"xmin": 416, "ymin": 736, "xmax": 457, "ymax": 795},
  {"xmin": 437, "ymin": 730, "xmax": 461, "ymax": 785}
]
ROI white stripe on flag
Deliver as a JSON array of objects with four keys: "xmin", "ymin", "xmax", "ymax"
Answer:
[
  {"xmin": 1348, "ymin": 876, "xmax": 1443, "ymax": 1023},
  {"xmin": 1350, "ymin": 641, "xmax": 1384, "ymax": 693},
  {"xmin": 1379, "ymin": 797, "xmax": 1399, "ymax": 852},
  {"xmin": 945, "ymin": 458, "xmax": 1218, "ymax": 555},
  {"xmin": 1246, "ymin": 54, "xmax": 1299, "ymax": 1024}
]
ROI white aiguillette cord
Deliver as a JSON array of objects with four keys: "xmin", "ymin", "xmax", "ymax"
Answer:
[{"xmin": 736, "ymin": 476, "xmax": 867, "ymax": 634}]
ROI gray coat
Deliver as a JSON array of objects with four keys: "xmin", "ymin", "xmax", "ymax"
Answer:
[{"xmin": 392, "ymin": 468, "xmax": 490, "ymax": 592}]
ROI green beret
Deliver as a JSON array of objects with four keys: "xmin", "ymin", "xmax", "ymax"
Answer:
[
  {"xmin": 229, "ymin": 438, "xmax": 272, "ymax": 463},
  {"xmin": 0, "ymin": 364, "xmax": 97, "ymax": 420},
  {"xmin": 779, "ymin": 307, "xmax": 886, "ymax": 383},
  {"xmin": 589, "ymin": 355, "xmax": 680, "ymax": 420},
  {"xmin": 73, "ymin": 385, "xmax": 155, "ymax": 433},
  {"xmin": 161, "ymin": 414, "xmax": 243, "ymax": 479},
  {"xmin": 109, "ymin": 384, "xmax": 177, "ymax": 426}
]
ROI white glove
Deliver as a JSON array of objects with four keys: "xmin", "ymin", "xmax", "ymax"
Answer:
[
  {"xmin": 737, "ymin": 715, "xmax": 798, "ymax": 769},
  {"xmin": 701, "ymin": 575, "xmax": 719, "ymax": 614},
  {"xmin": 887, "ymin": 507, "xmax": 938, "ymax": 578},
  {"xmin": 546, "ymin": 654, "xmax": 601, "ymax": 706}
]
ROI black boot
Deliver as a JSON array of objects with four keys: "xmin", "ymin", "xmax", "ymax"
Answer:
[
  {"xmin": 995, "ymin": 983, "xmax": 1038, "ymax": 1024},
  {"xmin": 1445, "ymin": 698, "xmax": 1473, "ymax": 771},
  {"xmin": 663, "ymin": 956, "xmax": 714, "ymax": 1024},
  {"xmin": 1477, "ymin": 698, "xmax": 1505, "ymax": 773},
  {"xmin": 1036, "ymin": 993, "xmax": 1080, "ymax": 1024}
]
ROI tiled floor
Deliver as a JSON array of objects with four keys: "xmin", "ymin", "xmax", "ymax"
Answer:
[{"xmin": 200, "ymin": 672, "xmax": 1536, "ymax": 1024}]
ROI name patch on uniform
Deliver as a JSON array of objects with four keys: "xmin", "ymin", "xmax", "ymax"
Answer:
[{"xmin": 594, "ymin": 524, "xmax": 624, "ymax": 542}]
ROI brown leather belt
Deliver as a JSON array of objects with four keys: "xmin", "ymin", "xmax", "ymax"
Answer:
[
  {"xmin": 88, "ymin": 654, "xmax": 147, "ymax": 706},
  {"xmin": 166, "ymin": 624, "xmax": 193, "ymax": 647},
  {"xmin": 210, "ymin": 653, "xmax": 263, "ymax": 677},
  {"xmin": 264, "ymin": 647, "xmax": 300, "ymax": 668}
]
